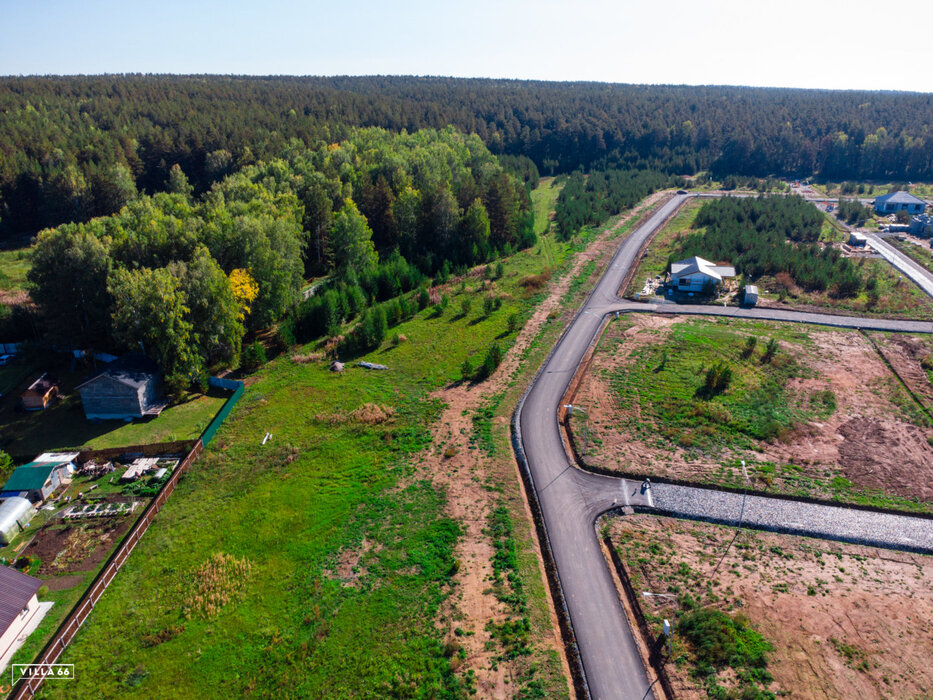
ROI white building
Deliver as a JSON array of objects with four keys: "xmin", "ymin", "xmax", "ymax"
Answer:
[
  {"xmin": 670, "ymin": 256, "xmax": 736, "ymax": 293},
  {"xmin": 0, "ymin": 566, "xmax": 48, "ymax": 674},
  {"xmin": 874, "ymin": 191, "xmax": 927, "ymax": 215}
]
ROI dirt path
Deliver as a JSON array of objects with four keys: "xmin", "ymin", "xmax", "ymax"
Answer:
[{"xmin": 420, "ymin": 193, "xmax": 670, "ymax": 695}]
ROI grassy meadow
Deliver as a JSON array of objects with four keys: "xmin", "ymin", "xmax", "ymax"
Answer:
[
  {"xmin": 36, "ymin": 184, "xmax": 598, "ymax": 698},
  {"xmin": 607, "ymin": 317, "xmax": 822, "ymax": 454},
  {"xmin": 0, "ymin": 246, "xmax": 32, "ymax": 295}
]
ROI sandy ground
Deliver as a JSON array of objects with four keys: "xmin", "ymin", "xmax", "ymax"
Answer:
[
  {"xmin": 413, "ymin": 193, "xmax": 670, "ymax": 696},
  {"xmin": 605, "ymin": 515, "xmax": 933, "ymax": 699},
  {"xmin": 575, "ymin": 315, "xmax": 933, "ymax": 504}
]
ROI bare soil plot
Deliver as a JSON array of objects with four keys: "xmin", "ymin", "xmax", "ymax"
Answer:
[
  {"xmin": 573, "ymin": 315, "xmax": 933, "ymax": 509},
  {"xmin": 604, "ymin": 514, "xmax": 933, "ymax": 700},
  {"xmin": 25, "ymin": 516, "xmax": 133, "ymax": 576}
]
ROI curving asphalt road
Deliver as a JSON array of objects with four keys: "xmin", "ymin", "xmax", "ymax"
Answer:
[{"xmin": 513, "ymin": 194, "xmax": 933, "ymax": 699}]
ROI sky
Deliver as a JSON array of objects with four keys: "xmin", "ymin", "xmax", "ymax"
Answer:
[{"xmin": 3, "ymin": 0, "xmax": 933, "ymax": 92}]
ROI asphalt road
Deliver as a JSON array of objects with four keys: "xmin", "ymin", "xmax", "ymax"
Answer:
[
  {"xmin": 864, "ymin": 232, "xmax": 933, "ymax": 298},
  {"xmin": 516, "ymin": 195, "xmax": 687, "ymax": 700},
  {"xmin": 514, "ymin": 193, "xmax": 933, "ymax": 699}
]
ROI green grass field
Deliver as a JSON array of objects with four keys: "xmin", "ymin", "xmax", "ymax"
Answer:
[
  {"xmin": 0, "ymin": 246, "xmax": 32, "ymax": 294},
  {"xmin": 593, "ymin": 317, "xmax": 933, "ymax": 513},
  {"xmin": 34, "ymin": 196, "xmax": 592, "ymax": 697},
  {"xmin": 891, "ymin": 238, "xmax": 933, "ymax": 273},
  {"xmin": 608, "ymin": 317, "xmax": 821, "ymax": 454}
]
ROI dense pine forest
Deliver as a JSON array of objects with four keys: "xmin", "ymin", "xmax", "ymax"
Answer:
[
  {"xmin": 6, "ymin": 75, "xmax": 933, "ymax": 236},
  {"xmin": 676, "ymin": 196, "xmax": 862, "ymax": 296}
]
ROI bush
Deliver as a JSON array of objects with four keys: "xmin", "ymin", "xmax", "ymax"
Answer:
[
  {"xmin": 241, "ymin": 341, "xmax": 267, "ymax": 370},
  {"xmin": 507, "ymin": 313, "xmax": 520, "ymax": 334},
  {"xmin": 703, "ymin": 361, "xmax": 733, "ymax": 396},
  {"xmin": 477, "ymin": 342, "xmax": 503, "ymax": 379},
  {"xmin": 461, "ymin": 358, "xmax": 473, "ymax": 382},
  {"xmin": 418, "ymin": 286, "xmax": 431, "ymax": 310},
  {"xmin": 460, "ymin": 297, "xmax": 472, "ymax": 316},
  {"xmin": 677, "ymin": 607, "xmax": 772, "ymax": 681},
  {"xmin": 761, "ymin": 338, "xmax": 778, "ymax": 363}
]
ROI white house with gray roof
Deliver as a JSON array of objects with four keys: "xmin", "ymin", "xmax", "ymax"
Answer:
[
  {"xmin": 670, "ymin": 256, "xmax": 736, "ymax": 293},
  {"xmin": 874, "ymin": 191, "xmax": 927, "ymax": 215}
]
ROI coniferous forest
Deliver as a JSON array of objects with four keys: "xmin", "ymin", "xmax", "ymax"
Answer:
[
  {"xmin": 6, "ymin": 74, "xmax": 933, "ymax": 380},
  {"xmin": 6, "ymin": 75, "xmax": 933, "ymax": 237}
]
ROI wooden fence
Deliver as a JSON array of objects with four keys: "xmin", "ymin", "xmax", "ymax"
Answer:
[{"xmin": 9, "ymin": 442, "xmax": 210, "ymax": 698}]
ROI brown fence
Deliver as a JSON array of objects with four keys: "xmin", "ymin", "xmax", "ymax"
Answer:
[
  {"xmin": 76, "ymin": 440, "xmax": 199, "ymax": 464},
  {"xmin": 10, "ymin": 440, "xmax": 204, "ymax": 699}
]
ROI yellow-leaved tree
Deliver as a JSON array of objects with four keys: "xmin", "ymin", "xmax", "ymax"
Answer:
[{"xmin": 229, "ymin": 268, "xmax": 259, "ymax": 322}]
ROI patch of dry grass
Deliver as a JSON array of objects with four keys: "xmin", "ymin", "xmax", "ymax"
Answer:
[{"xmin": 183, "ymin": 552, "xmax": 253, "ymax": 620}]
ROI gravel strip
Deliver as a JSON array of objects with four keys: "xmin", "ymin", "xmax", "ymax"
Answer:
[{"xmin": 648, "ymin": 484, "xmax": 933, "ymax": 555}]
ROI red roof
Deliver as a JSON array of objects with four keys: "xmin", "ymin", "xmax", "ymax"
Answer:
[{"xmin": 0, "ymin": 565, "xmax": 41, "ymax": 633}]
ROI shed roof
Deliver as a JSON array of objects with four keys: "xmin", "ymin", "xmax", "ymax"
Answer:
[
  {"xmin": 76, "ymin": 353, "xmax": 159, "ymax": 392},
  {"xmin": 23, "ymin": 373, "xmax": 57, "ymax": 396},
  {"xmin": 875, "ymin": 191, "xmax": 927, "ymax": 206},
  {"xmin": 0, "ymin": 565, "xmax": 41, "ymax": 633},
  {"xmin": 2, "ymin": 462, "xmax": 67, "ymax": 492}
]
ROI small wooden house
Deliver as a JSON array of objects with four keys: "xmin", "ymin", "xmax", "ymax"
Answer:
[
  {"xmin": 20, "ymin": 373, "xmax": 58, "ymax": 411},
  {"xmin": 77, "ymin": 354, "xmax": 164, "ymax": 421}
]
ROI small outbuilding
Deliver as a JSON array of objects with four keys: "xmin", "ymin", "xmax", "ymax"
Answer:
[
  {"xmin": 874, "ymin": 191, "xmax": 927, "ymax": 215},
  {"xmin": 742, "ymin": 285, "xmax": 759, "ymax": 307},
  {"xmin": 849, "ymin": 231, "xmax": 868, "ymax": 247},
  {"xmin": 670, "ymin": 256, "xmax": 736, "ymax": 294},
  {"xmin": 910, "ymin": 214, "xmax": 933, "ymax": 237},
  {"xmin": 77, "ymin": 353, "xmax": 165, "ymax": 421},
  {"xmin": 0, "ymin": 460, "xmax": 73, "ymax": 504},
  {"xmin": 0, "ymin": 566, "xmax": 45, "ymax": 672},
  {"xmin": 0, "ymin": 497, "xmax": 36, "ymax": 545},
  {"xmin": 20, "ymin": 373, "xmax": 58, "ymax": 411}
]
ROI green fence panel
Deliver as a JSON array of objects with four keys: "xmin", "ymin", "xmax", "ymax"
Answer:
[{"xmin": 201, "ymin": 381, "xmax": 244, "ymax": 446}]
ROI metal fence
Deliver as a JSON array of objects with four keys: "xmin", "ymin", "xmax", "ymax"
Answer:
[
  {"xmin": 200, "ymin": 380, "xmax": 244, "ymax": 446},
  {"xmin": 10, "ymin": 377, "xmax": 245, "ymax": 698}
]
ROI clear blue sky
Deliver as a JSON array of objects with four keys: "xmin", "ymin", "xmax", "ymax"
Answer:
[{"xmin": 4, "ymin": 0, "xmax": 933, "ymax": 91}]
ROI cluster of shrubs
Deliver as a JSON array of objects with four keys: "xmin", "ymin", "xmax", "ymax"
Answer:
[{"xmin": 284, "ymin": 253, "xmax": 428, "ymax": 344}]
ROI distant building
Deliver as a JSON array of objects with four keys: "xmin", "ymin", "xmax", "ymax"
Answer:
[
  {"xmin": 910, "ymin": 214, "xmax": 933, "ymax": 237},
  {"xmin": 670, "ymin": 256, "xmax": 736, "ymax": 293},
  {"xmin": 0, "ymin": 459, "xmax": 74, "ymax": 504},
  {"xmin": 873, "ymin": 191, "xmax": 927, "ymax": 215},
  {"xmin": 20, "ymin": 373, "xmax": 58, "ymax": 411},
  {"xmin": 742, "ymin": 285, "xmax": 759, "ymax": 307},
  {"xmin": 0, "ymin": 566, "xmax": 44, "ymax": 671},
  {"xmin": 76, "ymin": 353, "xmax": 165, "ymax": 421}
]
